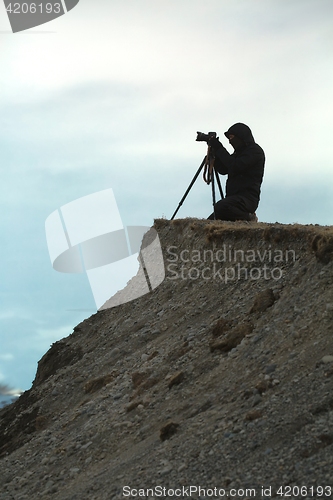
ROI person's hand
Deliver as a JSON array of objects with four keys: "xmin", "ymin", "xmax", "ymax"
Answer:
[{"xmin": 208, "ymin": 135, "xmax": 220, "ymax": 149}]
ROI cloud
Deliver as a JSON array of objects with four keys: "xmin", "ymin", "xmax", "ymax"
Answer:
[
  {"xmin": 1, "ymin": 0, "xmax": 332, "ymax": 97},
  {"xmin": 260, "ymin": 180, "xmax": 333, "ymax": 225},
  {"xmin": 35, "ymin": 325, "xmax": 76, "ymax": 342},
  {"xmin": 1, "ymin": 0, "xmax": 332, "ymax": 186},
  {"xmin": 0, "ymin": 354, "xmax": 14, "ymax": 361},
  {"xmin": 0, "ymin": 383, "xmax": 22, "ymax": 397},
  {"xmin": 0, "ymin": 311, "xmax": 16, "ymax": 320}
]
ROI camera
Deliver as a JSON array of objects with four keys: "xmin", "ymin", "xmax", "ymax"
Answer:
[{"xmin": 196, "ymin": 131, "xmax": 217, "ymax": 142}]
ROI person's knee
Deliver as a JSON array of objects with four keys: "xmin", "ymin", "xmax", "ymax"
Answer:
[{"xmin": 211, "ymin": 199, "xmax": 251, "ymax": 221}]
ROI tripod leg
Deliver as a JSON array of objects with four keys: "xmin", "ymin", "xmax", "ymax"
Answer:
[
  {"xmin": 211, "ymin": 170, "xmax": 217, "ymax": 220},
  {"xmin": 214, "ymin": 168, "xmax": 224, "ymax": 200},
  {"xmin": 171, "ymin": 156, "xmax": 206, "ymax": 220}
]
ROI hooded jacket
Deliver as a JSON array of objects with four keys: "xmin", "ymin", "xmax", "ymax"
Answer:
[{"xmin": 210, "ymin": 123, "xmax": 265, "ymax": 207}]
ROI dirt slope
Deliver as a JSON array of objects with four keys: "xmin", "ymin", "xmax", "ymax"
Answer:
[{"xmin": 0, "ymin": 219, "xmax": 333, "ymax": 500}]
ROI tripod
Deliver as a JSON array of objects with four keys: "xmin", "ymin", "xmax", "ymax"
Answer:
[{"xmin": 171, "ymin": 146, "xmax": 224, "ymax": 220}]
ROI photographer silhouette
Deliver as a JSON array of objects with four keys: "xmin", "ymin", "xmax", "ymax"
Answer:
[{"xmin": 207, "ymin": 123, "xmax": 265, "ymax": 222}]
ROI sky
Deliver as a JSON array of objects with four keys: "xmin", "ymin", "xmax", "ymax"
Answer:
[{"xmin": 0, "ymin": 0, "xmax": 332, "ymax": 393}]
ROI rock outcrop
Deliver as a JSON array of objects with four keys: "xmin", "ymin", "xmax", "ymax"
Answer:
[{"xmin": 0, "ymin": 219, "xmax": 332, "ymax": 499}]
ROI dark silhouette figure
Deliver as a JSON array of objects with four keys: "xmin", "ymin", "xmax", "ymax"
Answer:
[{"xmin": 208, "ymin": 123, "xmax": 265, "ymax": 221}]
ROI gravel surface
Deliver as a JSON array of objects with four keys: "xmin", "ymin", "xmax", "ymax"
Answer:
[{"xmin": 0, "ymin": 218, "xmax": 332, "ymax": 500}]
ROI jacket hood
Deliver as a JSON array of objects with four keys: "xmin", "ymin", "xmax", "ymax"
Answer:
[{"xmin": 224, "ymin": 123, "xmax": 255, "ymax": 145}]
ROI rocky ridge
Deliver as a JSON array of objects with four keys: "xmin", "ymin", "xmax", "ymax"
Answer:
[{"xmin": 0, "ymin": 218, "xmax": 333, "ymax": 500}]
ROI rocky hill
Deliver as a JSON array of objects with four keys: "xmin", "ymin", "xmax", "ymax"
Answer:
[{"xmin": 0, "ymin": 218, "xmax": 333, "ymax": 500}]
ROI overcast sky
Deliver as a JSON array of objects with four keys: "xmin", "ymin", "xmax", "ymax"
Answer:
[{"xmin": 0, "ymin": 0, "xmax": 332, "ymax": 392}]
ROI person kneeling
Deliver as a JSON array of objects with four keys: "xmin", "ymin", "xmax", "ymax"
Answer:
[{"xmin": 207, "ymin": 123, "xmax": 265, "ymax": 221}]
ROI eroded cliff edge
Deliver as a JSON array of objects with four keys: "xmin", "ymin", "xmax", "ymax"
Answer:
[{"xmin": 0, "ymin": 219, "xmax": 333, "ymax": 499}]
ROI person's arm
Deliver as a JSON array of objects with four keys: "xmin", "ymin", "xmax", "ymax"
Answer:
[
  {"xmin": 210, "ymin": 137, "xmax": 263, "ymax": 174},
  {"xmin": 213, "ymin": 154, "xmax": 228, "ymax": 175},
  {"xmin": 209, "ymin": 138, "xmax": 229, "ymax": 174}
]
